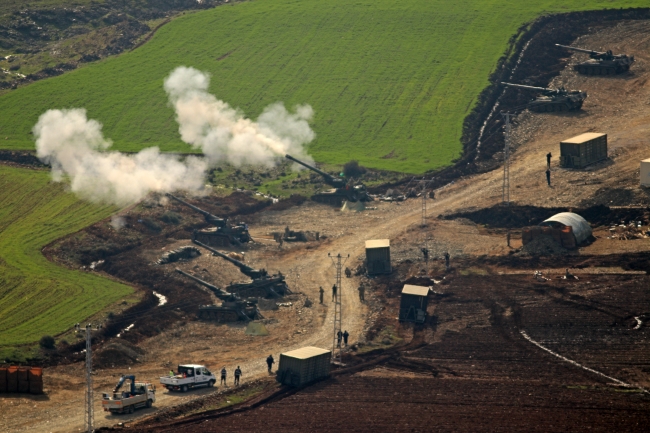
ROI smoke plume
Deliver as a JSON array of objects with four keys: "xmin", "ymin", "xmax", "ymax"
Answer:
[
  {"xmin": 33, "ymin": 67, "xmax": 316, "ymax": 206},
  {"xmin": 164, "ymin": 66, "xmax": 315, "ymax": 167},
  {"xmin": 34, "ymin": 108, "xmax": 207, "ymax": 206}
]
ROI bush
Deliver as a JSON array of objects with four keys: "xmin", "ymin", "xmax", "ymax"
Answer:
[
  {"xmin": 160, "ymin": 211, "xmax": 181, "ymax": 225},
  {"xmin": 343, "ymin": 160, "xmax": 367, "ymax": 178},
  {"xmin": 39, "ymin": 335, "xmax": 55, "ymax": 350},
  {"xmin": 142, "ymin": 218, "xmax": 162, "ymax": 232}
]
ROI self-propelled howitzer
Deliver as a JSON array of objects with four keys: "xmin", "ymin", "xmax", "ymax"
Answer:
[
  {"xmin": 501, "ymin": 82, "xmax": 587, "ymax": 113},
  {"xmin": 166, "ymin": 193, "xmax": 251, "ymax": 247},
  {"xmin": 555, "ymin": 44, "xmax": 634, "ymax": 75},
  {"xmin": 174, "ymin": 268, "xmax": 261, "ymax": 322},
  {"xmin": 192, "ymin": 240, "xmax": 290, "ymax": 298},
  {"xmin": 285, "ymin": 154, "xmax": 370, "ymax": 206}
]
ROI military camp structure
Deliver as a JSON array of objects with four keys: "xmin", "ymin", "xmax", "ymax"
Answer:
[
  {"xmin": 365, "ymin": 239, "xmax": 391, "ymax": 275},
  {"xmin": 399, "ymin": 284, "xmax": 430, "ymax": 323},
  {"xmin": 559, "ymin": 133, "xmax": 607, "ymax": 169},
  {"xmin": 522, "ymin": 212, "xmax": 592, "ymax": 249},
  {"xmin": 277, "ymin": 346, "xmax": 331, "ymax": 387}
]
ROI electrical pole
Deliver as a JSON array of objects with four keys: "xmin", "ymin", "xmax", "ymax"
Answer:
[
  {"xmin": 328, "ymin": 253, "xmax": 349, "ymax": 364},
  {"xmin": 421, "ymin": 178, "xmax": 427, "ymax": 227},
  {"xmin": 84, "ymin": 324, "xmax": 94, "ymax": 433},
  {"xmin": 502, "ymin": 112, "xmax": 513, "ymax": 206}
]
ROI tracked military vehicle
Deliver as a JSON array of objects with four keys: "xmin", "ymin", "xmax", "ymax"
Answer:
[
  {"xmin": 166, "ymin": 194, "xmax": 251, "ymax": 247},
  {"xmin": 285, "ymin": 154, "xmax": 370, "ymax": 206},
  {"xmin": 193, "ymin": 240, "xmax": 290, "ymax": 298},
  {"xmin": 175, "ymin": 269, "xmax": 261, "ymax": 322},
  {"xmin": 502, "ymin": 82, "xmax": 587, "ymax": 113},
  {"xmin": 556, "ymin": 44, "xmax": 634, "ymax": 75}
]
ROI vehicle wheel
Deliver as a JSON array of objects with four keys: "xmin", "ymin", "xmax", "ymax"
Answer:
[
  {"xmin": 208, "ymin": 380, "xmax": 215, "ymax": 388},
  {"xmin": 146, "ymin": 399, "xmax": 153, "ymax": 408},
  {"xmin": 181, "ymin": 385, "xmax": 188, "ymax": 392}
]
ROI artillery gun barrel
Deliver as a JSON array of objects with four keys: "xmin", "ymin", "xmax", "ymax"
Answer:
[
  {"xmin": 555, "ymin": 44, "xmax": 602, "ymax": 56},
  {"xmin": 192, "ymin": 240, "xmax": 265, "ymax": 279},
  {"xmin": 166, "ymin": 193, "xmax": 226, "ymax": 227},
  {"xmin": 285, "ymin": 154, "xmax": 345, "ymax": 188},
  {"xmin": 501, "ymin": 82, "xmax": 551, "ymax": 92},
  {"xmin": 175, "ymin": 268, "xmax": 233, "ymax": 300}
]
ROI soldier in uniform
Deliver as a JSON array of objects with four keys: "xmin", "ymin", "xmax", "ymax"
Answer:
[
  {"xmin": 319, "ymin": 286, "xmax": 324, "ymax": 304},
  {"xmin": 332, "ymin": 284, "xmax": 337, "ymax": 302},
  {"xmin": 220, "ymin": 367, "xmax": 227, "ymax": 385},
  {"xmin": 234, "ymin": 366, "xmax": 242, "ymax": 385},
  {"xmin": 444, "ymin": 252, "xmax": 450, "ymax": 270},
  {"xmin": 266, "ymin": 354, "xmax": 275, "ymax": 373},
  {"xmin": 343, "ymin": 330, "xmax": 349, "ymax": 346},
  {"xmin": 337, "ymin": 330, "xmax": 343, "ymax": 347},
  {"xmin": 358, "ymin": 284, "xmax": 365, "ymax": 302}
]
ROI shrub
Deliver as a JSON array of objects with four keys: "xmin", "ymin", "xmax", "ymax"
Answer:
[
  {"xmin": 39, "ymin": 335, "xmax": 55, "ymax": 350},
  {"xmin": 160, "ymin": 211, "xmax": 181, "ymax": 225},
  {"xmin": 142, "ymin": 218, "xmax": 162, "ymax": 232}
]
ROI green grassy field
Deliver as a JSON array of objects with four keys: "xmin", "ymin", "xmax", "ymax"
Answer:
[
  {"xmin": 0, "ymin": 166, "xmax": 133, "ymax": 346},
  {"xmin": 0, "ymin": 0, "xmax": 646, "ymax": 174}
]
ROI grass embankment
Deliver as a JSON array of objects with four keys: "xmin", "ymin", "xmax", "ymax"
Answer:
[
  {"xmin": 0, "ymin": 166, "xmax": 133, "ymax": 347},
  {"xmin": 0, "ymin": 0, "xmax": 647, "ymax": 174}
]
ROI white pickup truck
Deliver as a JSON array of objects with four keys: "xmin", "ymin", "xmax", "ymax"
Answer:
[
  {"xmin": 160, "ymin": 364, "xmax": 217, "ymax": 392},
  {"xmin": 102, "ymin": 376, "xmax": 156, "ymax": 414}
]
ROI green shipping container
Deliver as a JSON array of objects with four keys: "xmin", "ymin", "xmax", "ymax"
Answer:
[{"xmin": 277, "ymin": 346, "xmax": 331, "ymax": 387}]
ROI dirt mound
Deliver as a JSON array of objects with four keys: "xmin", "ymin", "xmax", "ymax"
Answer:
[
  {"xmin": 515, "ymin": 235, "xmax": 570, "ymax": 256},
  {"xmin": 95, "ymin": 340, "xmax": 146, "ymax": 369},
  {"xmin": 441, "ymin": 204, "xmax": 648, "ymax": 229}
]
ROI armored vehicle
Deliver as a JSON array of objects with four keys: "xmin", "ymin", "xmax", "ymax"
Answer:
[
  {"xmin": 556, "ymin": 44, "xmax": 634, "ymax": 75},
  {"xmin": 285, "ymin": 154, "xmax": 370, "ymax": 206},
  {"xmin": 193, "ymin": 240, "xmax": 290, "ymax": 298},
  {"xmin": 175, "ymin": 269, "xmax": 261, "ymax": 322},
  {"xmin": 502, "ymin": 82, "xmax": 587, "ymax": 113},
  {"xmin": 166, "ymin": 194, "xmax": 251, "ymax": 247}
]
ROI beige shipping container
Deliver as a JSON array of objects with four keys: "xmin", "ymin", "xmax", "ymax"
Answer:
[
  {"xmin": 277, "ymin": 346, "xmax": 331, "ymax": 387},
  {"xmin": 560, "ymin": 132, "xmax": 607, "ymax": 168},
  {"xmin": 641, "ymin": 158, "xmax": 650, "ymax": 187},
  {"xmin": 365, "ymin": 239, "xmax": 391, "ymax": 275}
]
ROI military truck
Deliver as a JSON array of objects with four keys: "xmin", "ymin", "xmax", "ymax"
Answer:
[
  {"xmin": 556, "ymin": 44, "xmax": 634, "ymax": 75},
  {"xmin": 175, "ymin": 269, "xmax": 262, "ymax": 322},
  {"xmin": 285, "ymin": 154, "xmax": 370, "ymax": 206},
  {"xmin": 166, "ymin": 193, "xmax": 251, "ymax": 247},
  {"xmin": 159, "ymin": 365, "xmax": 217, "ymax": 392},
  {"xmin": 194, "ymin": 240, "xmax": 290, "ymax": 298},
  {"xmin": 501, "ymin": 82, "xmax": 587, "ymax": 112},
  {"xmin": 101, "ymin": 375, "xmax": 155, "ymax": 414}
]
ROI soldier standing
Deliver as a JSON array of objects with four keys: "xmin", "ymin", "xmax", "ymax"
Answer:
[
  {"xmin": 421, "ymin": 247, "xmax": 429, "ymax": 261},
  {"xmin": 234, "ymin": 366, "xmax": 242, "ymax": 385},
  {"xmin": 546, "ymin": 152, "xmax": 552, "ymax": 168},
  {"xmin": 444, "ymin": 252, "xmax": 450, "ymax": 270},
  {"xmin": 319, "ymin": 286, "xmax": 324, "ymax": 304},
  {"xmin": 358, "ymin": 284, "xmax": 365, "ymax": 302},
  {"xmin": 266, "ymin": 354, "xmax": 275, "ymax": 373},
  {"xmin": 337, "ymin": 330, "xmax": 343, "ymax": 347},
  {"xmin": 506, "ymin": 230, "xmax": 511, "ymax": 247},
  {"xmin": 220, "ymin": 367, "xmax": 227, "ymax": 385},
  {"xmin": 343, "ymin": 330, "xmax": 349, "ymax": 346},
  {"xmin": 332, "ymin": 284, "xmax": 338, "ymax": 302}
]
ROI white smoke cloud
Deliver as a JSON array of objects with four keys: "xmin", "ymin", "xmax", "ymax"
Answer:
[
  {"xmin": 34, "ymin": 108, "xmax": 207, "ymax": 206},
  {"xmin": 33, "ymin": 67, "xmax": 316, "ymax": 206},
  {"xmin": 164, "ymin": 66, "xmax": 315, "ymax": 167}
]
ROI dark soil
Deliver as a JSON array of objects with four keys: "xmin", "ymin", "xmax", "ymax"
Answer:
[{"xmin": 441, "ymin": 204, "xmax": 649, "ymax": 228}]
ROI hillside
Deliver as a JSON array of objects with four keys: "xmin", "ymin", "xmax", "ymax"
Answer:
[
  {"xmin": 0, "ymin": 166, "xmax": 133, "ymax": 348},
  {"xmin": 0, "ymin": 0, "xmax": 647, "ymax": 174}
]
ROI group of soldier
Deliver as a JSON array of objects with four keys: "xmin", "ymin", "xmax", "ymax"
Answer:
[
  {"xmin": 219, "ymin": 365, "xmax": 243, "ymax": 386},
  {"xmin": 317, "ymin": 283, "xmax": 366, "ymax": 304}
]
